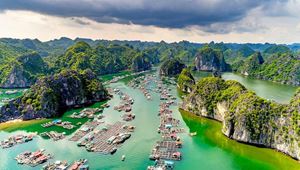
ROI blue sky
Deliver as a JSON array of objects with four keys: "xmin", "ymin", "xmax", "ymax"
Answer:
[{"xmin": 0, "ymin": 0, "xmax": 300, "ymax": 43}]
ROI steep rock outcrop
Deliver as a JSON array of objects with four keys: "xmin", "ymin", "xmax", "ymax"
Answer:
[
  {"xmin": 0, "ymin": 69, "xmax": 109, "ymax": 122},
  {"xmin": 131, "ymin": 52, "xmax": 152, "ymax": 72},
  {"xmin": 238, "ymin": 52, "xmax": 264, "ymax": 76},
  {"xmin": 53, "ymin": 42, "xmax": 139, "ymax": 75},
  {"xmin": 181, "ymin": 77, "xmax": 300, "ymax": 160},
  {"xmin": 236, "ymin": 53, "xmax": 300, "ymax": 86},
  {"xmin": 177, "ymin": 68, "xmax": 195, "ymax": 93},
  {"xmin": 0, "ymin": 53, "xmax": 48, "ymax": 88},
  {"xmin": 0, "ymin": 65, "xmax": 32, "ymax": 88},
  {"xmin": 195, "ymin": 46, "xmax": 229, "ymax": 72},
  {"xmin": 159, "ymin": 58, "xmax": 186, "ymax": 76}
]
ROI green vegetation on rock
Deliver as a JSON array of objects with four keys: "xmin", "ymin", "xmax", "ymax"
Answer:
[
  {"xmin": 263, "ymin": 45, "xmax": 291, "ymax": 54},
  {"xmin": 177, "ymin": 68, "xmax": 195, "ymax": 93},
  {"xmin": 0, "ymin": 69, "xmax": 109, "ymax": 122},
  {"xmin": 52, "ymin": 42, "xmax": 153, "ymax": 75},
  {"xmin": 235, "ymin": 53, "xmax": 300, "ymax": 85},
  {"xmin": 159, "ymin": 58, "xmax": 186, "ymax": 76},
  {"xmin": 195, "ymin": 46, "xmax": 230, "ymax": 72},
  {"xmin": 0, "ymin": 38, "xmax": 298, "ymax": 87},
  {"xmin": 131, "ymin": 52, "xmax": 152, "ymax": 72},
  {"xmin": 181, "ymin": 77, "xmax": 300, "ymax": 160},
  {"xmin": 0, "ymin": 52, "xmax": 48, "ymax": 88}
]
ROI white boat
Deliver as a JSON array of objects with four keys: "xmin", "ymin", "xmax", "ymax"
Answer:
[
  {"xmin": 121, "ymin": 155, "xmax": 126, "ymax": 161},
  {"xmin": 189, "ymin": 132, "xmax": 197, "ymax": 136}
]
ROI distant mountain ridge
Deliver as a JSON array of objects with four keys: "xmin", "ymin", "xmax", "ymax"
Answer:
[
  {"xmin": 0, "ymin": 37, "xmax": 299, "ymax": 87},
  {"xmin": 1, "ymin": 37, "xmax": 300, "ymax": 60}
]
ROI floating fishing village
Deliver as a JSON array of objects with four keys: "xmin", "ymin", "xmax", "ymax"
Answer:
[
  {"xmin": 0, "ymin": 70, "xmax": 190, "ymax": 170},
  {"xmin": 3, "ymin": 2, "xmax": 300, "ymax": 169},
  {"xmin": 129, "ymin": 74, "xmax": 185, "ymax": 169},
  {"xmin": 1, "ymin": 133, "xmax": 35, "ymax": 149},
  {"xmin": 1, "ymin": 66, "xmax": 300, "ymax": 170},
  {"xmin": 0, "ymin": 70, "xmax": 190, "ymax": 169}
]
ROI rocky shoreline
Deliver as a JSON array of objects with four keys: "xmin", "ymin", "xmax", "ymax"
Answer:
[
  {"xmin": 180, "ymin": 77, "xmax": 300, "ymax": 160},
  {"xmin": 0, "ymin": 69, "xmax": 109, "ymax": 123}
]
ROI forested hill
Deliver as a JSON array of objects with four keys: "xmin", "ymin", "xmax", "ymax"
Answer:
[
  {"xmin": 0, "ymin": 37, "xmax": 300, "ymax": 87},
  {"xmin": 1, "ymin": 37, "xmax": 299, "ymax": 60},
  {"xmin": 180, "ymin": 76, "xmax": 300, "ymax": 160}
]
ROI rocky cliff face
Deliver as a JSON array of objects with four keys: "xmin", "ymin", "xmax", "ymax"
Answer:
[
  {"xmin": 131, "ymin": 52, "xmax": 152, "ymax": 72},
  {"xmin": 0, "ymin": 52, "xmax": 48, "ymax": 88},
  {"xmin": 195, "ymin": 46, "xmax": 229, "ymax": 72},
  {"xmin": 236, "ymin": 53, "xmax": 300, "ymax": 86},
  {"xmin": 0, "ymin": 69, "xmax": 109, "ymax": 122},
  {"xmin": 238, "ymin": 52, "xmax": 264, "ymax": 76},
  {"xmin": 0, "ymin": 65, "xmax": 32, "ymax": 88},
  {"xmin": 181, "ymin": 77, "xmax": 300, "ymax": 160},
  {"xmin": 159, "ymin": 58, "xmax": 186, "ymax": 76},
  {"xmin": 177, "ymin": 68, "xmax": 195, "ymax": 93}
]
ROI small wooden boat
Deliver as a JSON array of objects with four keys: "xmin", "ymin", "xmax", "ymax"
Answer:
[
  {"xmin": 121, "ymin": 155, "xmax": 126, "ymax": 161},
  {"xmin": 189, "ymin": 132, "xmax": 197, "ymax": 136}
]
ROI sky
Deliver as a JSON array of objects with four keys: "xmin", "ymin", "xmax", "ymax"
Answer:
[{"xmin": 0, "ymin": 0, "xmax": 300, "ymax": 43}]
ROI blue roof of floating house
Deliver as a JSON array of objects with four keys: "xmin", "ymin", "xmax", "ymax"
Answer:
[{"xmin": 52, "ymin": 119, "xmax": 62, "ymax": 124}]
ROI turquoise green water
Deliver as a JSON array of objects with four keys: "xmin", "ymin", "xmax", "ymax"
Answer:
[
  {"xmin": 192, "ymin": 72, "xmax": 298, "ymax": 104},
  {"xmin": 0, "ymin": 73, "xmax": 300, "ymax": 170},
  {"xmin": 221, "ymin": 73, "xmax": 298, "ymax": 104},
  {"xmin": 0, "ymin": 89, "xmax": 25, "ymax": 107}
]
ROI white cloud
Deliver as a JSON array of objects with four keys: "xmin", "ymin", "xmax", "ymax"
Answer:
[{"xmin": 0, "ymin": 9, "xmax": 300, "ymax": 44}]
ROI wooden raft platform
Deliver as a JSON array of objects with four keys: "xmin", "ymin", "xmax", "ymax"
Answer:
[
  {"xmin": 69, "ymin": 121, "xmax": 101, "ymax": 141},
  {"xmin": 78, "ymin": 121, "xmax": 133, "ymax": 154}
]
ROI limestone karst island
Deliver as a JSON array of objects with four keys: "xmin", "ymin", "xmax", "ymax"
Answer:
[{"xmin": 0, "ymin": 0, "xmax": 300, "ymax": 170}]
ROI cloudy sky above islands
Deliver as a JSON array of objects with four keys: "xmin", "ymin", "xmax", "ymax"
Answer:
[{"xmin": 0, "ymin": 0, "xmax": 300, "ymax": 43}]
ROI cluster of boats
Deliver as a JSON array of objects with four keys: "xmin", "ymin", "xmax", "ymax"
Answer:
[
  {"xmin": 147, "ymin": 75, "xmax": 183, "ymax": 170},
  {"xmin": 160, "ymin": 89, "xmax": 175, "ymax": 101},
  {"xmin": 1, "ymin": 134, "xmax": 35, "ymax": 149},
  {"xmin": 107, "ymin": 70, "xmax": 149, "ymax": 84},
  {"xmin": 161, "ymin": 76, "xmax": 177, "ymax": 86},
  {"xmin": 69, "ymin": 108, "xmax": 103, "ymax": 119},
  {"xmin": 74, "ymin": 121, "xmax": 134, "ymax": 154},
  {"xmin": 41, "ymin": 120, "xmax": 75, "ymax": 130},
  {"xmin": 40, "ymin": 131, "xmax": 66, "ymax": 141},
  {"xmin": 113, "ymin": 88, "xmax": 134, "ymax": 112},
  {"xmin": 15, "ymin": 149, "xmax": 52, "ymax": 167},
  {"xmin": 122, "ymin": 112, "xmax": 136, "ymax": 121},
  {"xmin": 128, "ymin": 75, "xmax": 155, "ymax": 100},
  {"xmin": 156, "ymin": 79, "xmax": 175, "ymax": 101},
  {"xmin": 42, "ymin": 159, "xmax": 89, "ymax": 170},
  {"xmin": 107, "ymin": 132, "xmax": 131, "ymax": 145},
  {"xmin": 112, "ymin": 89, "xmax": 136, "ymax": 121}
]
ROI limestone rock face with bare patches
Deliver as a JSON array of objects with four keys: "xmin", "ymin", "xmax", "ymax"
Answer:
[
  {"xmin": 180, "ymin": 77, "xmax": 300, "ymax": 160},
  {"xmin": 0, "ymin": 70, "xmax": 109, "ymax": 122}
]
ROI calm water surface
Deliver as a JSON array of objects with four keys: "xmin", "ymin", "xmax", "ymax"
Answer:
[
  {"xmin": 221, "ymin": 72, "xmax": 298, "ymax": 104},
  {"xmin": 0, "ymin": 72, "xmax": 299, "ymax": 170}
]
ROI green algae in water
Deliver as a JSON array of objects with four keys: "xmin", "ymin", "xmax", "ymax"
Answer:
[
  {"xmin": 179, "ymin": 109, "xmax": 300, "ymax": 170},
  {"xmin": 0, "ymin": 100, "xmax": 108, "ymax": 136},
  {"xmin": 99, "ymin": 70, "xmax": 131, "ymax": 82},
  {"xmin": 0, "ymin": 88, "xmax": 25, "ymax": 107},
  {"xmin": 1, "ymin": 72, "xmax": 300, "ymax": 169},
  {"xmin": 221, "ymin": 72, "xmax": 298, "ymax": 104},
  {"xmin": 192, "ymin": 71, "xmax": 298, "ymax": 104}
]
